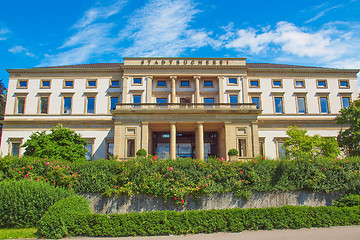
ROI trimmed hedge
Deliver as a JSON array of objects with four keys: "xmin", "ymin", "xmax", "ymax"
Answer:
[
  {"xmin": 0, "ymin": 180, "xmax": 74, "ymax": 228},
  {"xmin": 38, "ymin": 205, "xmax": 360, "ymax": 239},
  {"xmin": 332, "ymin": 194, "xmax": 360, "ymax": 207}
]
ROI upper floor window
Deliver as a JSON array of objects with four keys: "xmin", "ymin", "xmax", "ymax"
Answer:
[
  {"xmin": 294, "ymin": 80, "xmax": 305, "ymax": 88},
  {"xmin": 251, "ymin": 96, "xmax": 261, "ymax": 109},
  {"xmin": 110, "ymin": 79, "xmax": 120, "ymax": 88},
  {"xmin": 133, "ymin": 94, "xmax": 141, "ymax": 107},
  {"xmin": 156, "ymin": 98, "xmax": 167, "ymax": 107},
  {"xmin": 319, "ymin": 96, "xmax": 329, "ymax": 114},
  {"xmin": 296, "ymin": 96, "xmax": 306, "ymax": 114},
  {"xmin": 17, "ymin": 79, "xmax": 28, "ymax": 89},
  {"xmin": 63, "ymin": 97, "xmax": 72, "ymax": 114},
  {"xmin": 317, "ymin": 79, "xmax": 327, "ymax": 88},
  {"xmin": 180, "ymin": 80, "xmax": 190, "ymax": 87},
  {"xmin": 341, "ymin": 95, "xmax": 351, "ymax": 109},
  {"xmin": 110, "ymin": 96, "xmax": 119, "ymax": 110},
  {"xmin": 87, "ymin": 79, "xmax": 97, "ymax": 88},
  {"xmin": 274, "ymin": 96, "xmax": 284, "ymax": 114},
  {"xmin": 204, "ymin": 80, "xmax": 213, "ymax": 87},
  {"xmin": 133, "ymin": 77, "xmax": 142, "ymax": 85},
  {"xmin": 157, "ymin": 80, "xmax": 167, "ymax": 87},
  {"xmin": 249, "ymin": 79, "xmax": 259, "ymax": 88},
  {"xmin": 272, "ymin": 79, "xmax": 282, "ymax": 88},
  {"xmin": 339, "ymin": 79, "xmax": 350, "ymax": 88},
  {"xmin": 39, "ymin": 96, "xmax": 49, "ymax": 114},
  {"xmin": 228, "ymin": 78, "xmax": 238, "ymax": 85},
  {"xmin": 41, "ymin": 80, "xmax": 51, "ymax": 88},
  {"xmin": 16, "ymin": 96, "xmax": 25, "ymax": 114},
  {"xmin": 86, "ymin": 97, "xmax": 95, "ymax": 114},
  {"xmin": 204, "ymin": 97, "xmax": 214, "ymax": 107},
  {"xmin": 229, "ymin": 95, "xmax": 238, "ymax": 105},
  {"xmin": 64, "ymin": 80, "xmax": 74, "ymax": 88}
]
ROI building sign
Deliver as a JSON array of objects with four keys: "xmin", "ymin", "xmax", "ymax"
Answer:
[{"xmin": 140, "ymin": 59, "xmax": 229, "ymax": 66}]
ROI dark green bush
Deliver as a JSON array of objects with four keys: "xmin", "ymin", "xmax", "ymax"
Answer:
[
  {"xmin": 37, "ymin": 205, "xmax": 360, "ymax": 239},
  {"xmin": 332, "ymin": 194, "xmax": 360, "ymax": 207},
  {"xmin": 0, "ymin": 180, "xmax": 74, "ymax": 228},
  {"xmin": 136, "ymin": 149, "xmax": 147, "ymax": 157},
  {"xmin": 228, "ymin": 149, "xmax": 238, "ymax": 156},
  {"xmin": 37, "ymin": 195, "xmax": 91, "ymax": 239}
]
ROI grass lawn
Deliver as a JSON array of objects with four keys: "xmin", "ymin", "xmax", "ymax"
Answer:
[{"xmin": 0, "ymin": 228, "xmax": 38, "ymax": 239}]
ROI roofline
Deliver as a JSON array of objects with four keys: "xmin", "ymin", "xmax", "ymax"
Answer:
[{"xmin": 123, "ymin": 57, "xmax": 247, "ymax": 60}]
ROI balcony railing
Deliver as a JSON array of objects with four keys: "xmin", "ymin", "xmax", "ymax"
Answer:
[{"xmin": 114, "ymin": 103, "xmax": 258, "ymax": 110}]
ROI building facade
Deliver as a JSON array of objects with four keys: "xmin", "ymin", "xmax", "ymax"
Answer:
[{"xmin": 1, "ymin": 57, "xmax": 359, "ymax": 160}]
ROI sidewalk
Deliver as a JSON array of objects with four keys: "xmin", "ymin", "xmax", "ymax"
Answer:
[{"xmin": 67, "ymin": 225, "xmax": 360, "ymax": 240}]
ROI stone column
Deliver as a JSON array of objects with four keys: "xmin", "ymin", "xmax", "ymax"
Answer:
[
  {"xmin": 218, "ymin": 125, "xmax": 226, "ymax": 159},
  {"xmin": 218, "ymin": 76, "xmax": 224, "ymax": 103},
  {"xmin": 196, "ymin": 122, "xmax": 204, "ymax": 160},
  {"xmin": 141, "ymin": 122, "xmax": 149, "ymax": 154},
  {"xmin": 224, "ymin": 122, "xmax": 232, "ymax": 161},
  {"xmin": 242, "ymin": 77, "xmax": 248, "ymax": 104},
  {"xmin": 194, "ymin": 76, "xmax": 201, "ymax": 104},
  {"xmin": 170, "ymin": 76, "xmax": 177, "ymax": 104},
  {"xmin": 122, "ymin": 76, "xmax": 129, "ymax": 103},
  {"xmin": 170, "ymin": 122, "xmax": 176, "ymax": 159},
  {"xmin": 252, "ymin": 121, "xmax": 260, "ymax": 157},
  {"xmin": 114, "ymin": 122, "xmax": 122, "ymax": 159},
  {"xmin": 146, "ymin": 76, "xmax": 153, "ymax": 104}
]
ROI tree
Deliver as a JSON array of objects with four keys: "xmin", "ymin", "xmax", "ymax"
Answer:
[
  {"xmin": 0, "ymin": 79, "xmax": 7, "ymax": 143},
  {"xmin": 336, "ymin": 99, "xmax": 360, "ymax": 156},
  {"xmin": 21, "ymin": 124, "xmax": 88, "ymax": 162},
  {"xmin": 283, "ymin": 126, "xmax": 340, "ymax": 159}
]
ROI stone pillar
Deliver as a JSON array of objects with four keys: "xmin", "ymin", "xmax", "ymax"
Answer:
[
  {"xmin": 194, "ymin": 76, "xmax": 201, "ymax": 103},
  {"xmin": 196, "ymin": 122, "xmax": 204, "ymax": 160},
  {"xmin": 242, "ymin": 77, "xmax": 248, "ymax": 104},
  {"xmin": 218, "ymin": 76, "xmax": 224, "ymax": 103},
  {"xmin": 170, "ymin": 122, "xmax": 176, "ymax": 159},
  {"xmin": 224, "ymin": 122, "xmax": 232, "ymax": 161},
  {"xmin": 252, "ymin": 121, "xmax": 260, "ymax": 157},
  {"xmin": 146, "ymin": 76, "xmax": 153, "ymax": 104},
  {"xmin": 170, "ymin": 76, "xmax": 177, "ymax": 103},
  {"xmin": 122, "ymin": 76, "xmax": 129, "ymax": 103},
  {"xmin": 141, "ymin": 122, "xmax": 149, "ymax": 154},
  {"xmin": 218, "ymin": 125, "xmax": 226, "ymax": 159},
  {"xmin": 114, "ymin": 122, "xmax": 122, "ymax": 159}
]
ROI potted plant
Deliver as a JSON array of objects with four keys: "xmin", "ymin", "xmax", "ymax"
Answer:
[
  {"xmin": 228, "ymin": 148, "xmax": 239, "ymax": 162},
  {"xmin": 136, "ymin": 149, "xmax": 147, "ymax": 158}
]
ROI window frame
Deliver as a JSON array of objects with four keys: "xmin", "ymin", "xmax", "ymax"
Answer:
[
  {"xmin": 228, "ymin": 94, "xmax": 239, "ymax": 105},
  {"xmin": 249, "ymin": 79, "xmax": 260, "ymax": 88},
  {"xmin": 110, "ymin": 79, "xmax": 121, "ymax": 88},
  {"xmin": 61, "ymin": 93, "xmax": 74, "ymax": 115},
  {"xmin": 17, "ymin": 79, "xmax": 28, "ymax": 89},
  {"xmin": 203, "ymin": 80, "xmax": 214, "ymax": 88},
  {"xmin": 84, "ymin": 138, "xmax": 95, "ymax": 161},
  {"xmin": 294, "ymin": 79, "xmax": 305, "ymax": 88},
  {"xmin": 84, "ymin": 93, "xmax": 97, "ymax": 114},
  {"xmin": 339, "ymin": 79, "xmax": 350, "ymax": 89},
  {"xmin": 316, "ymin": 79, "xmax": 328, "ymax": 88},
  {"xmin": 157, "ymin": 80, "xmax": 167, "ymax": 88},
  {"xmin": 237, "ymin": 138, "xmax": 248, "ymax": 158},
  {"xmin": 275, "ymin": 138, "xmax": 286, "ymax": 159},
  {"xmin": 317, "ymin": 94, "xmax": 330, "ymax": 114},
  {"xmin": 63, "ymin": 79, "xmax": 74, "ymax": 89},
  {"xmin": 272, "ymin": 94, "xmax": 285, "ymax": 114},
  {"xmin": 40, "ymin": 79, "xmax": 51, "ymax": 89},
  {"xmin": 259, "ymin": 137, "xmax": 265, "ymax": 156},
  {"xmin": 228, "ymin": 77, "xmax": 238, "ymax": 86},
  {"xmin": 340, "ymin": 93, "xmax": 352, "ymax": 109},
  {"xmin": 180, "ymin": 80, "xmax": 190, "ymax": 88},
  {"xmin": 105, "ymin": 138, "xmax": 114, "ymax": 159},
  {"xmin": 132, "ymin": 77, "xmax": 143, "ymax": 86},
  {"xmin": 249, "ymin": 93, "xmax": 262, "ymax": 110},
  {"xmin": 37, "ymin": 93, "xmax": 50, "ymax": 114},
  {"xmin": 295, "ymin": 93, "xmax": 307, "ymax": 114},
  {"xmin": 272, "ymin": 79, "xmax": 283, "ymax": 88},
  {"xmin": 14, "ymin": 94, "xmax": 27, "ymax": 115},
  {"xmin": 126, "ymin": 139, "xmax": 136, "ymax": 157},
  {"xmin": 132, "ymin": 93, "xmax": 142, "ymax": 107},
  {"xmin": 86, "ymin": 79, "xmax": 97, "ymax": 88},
  {"xmin": 8, "ymin": 138, "xmax": 23, "ymax": 157}
]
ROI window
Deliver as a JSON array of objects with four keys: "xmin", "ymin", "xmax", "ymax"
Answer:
[
  {"xmin": 17, "ymin": 79, "xmax": 28, "ymax": 88},
  {"xmin": 110, "ymin": 96, "xmax": 119, "ymax": 110},
  {"xmin": 180, "ymin": 97, "xmax": 191, "ymax": 106},
  {"xmin": 277, "ymin": 140, "xmax": 286, "ymax": 159},
  {"xmin": 249, "ymin": 79, "xmax": 259, "ymax": 88},
  {"xmin": 341, "ymin": 96, "xmax": 351, "ymax": 109},
  {"xmin": 127, "ymin": 139, "xmax": 135, "ymax": 157},
  {"xmin": 133, "ymin": 78, "xmax": 142, "ymax": 85},
  {"xmin": 16, "ymin": 97, "xmax": 25, "ymax": 114},
  {"xmin": 106, "ymin": 140, "xmax": 114, "ymax": 159},
  {"xmin": 317, "ymin": 80, "xmax": 327, "ymax": 88},
  {"xmin": 250, "ymin": 96, "xmax": 261, "ymax": 109},
  {"xmin": 259, "ymin": 138, "xmax": 265, "ymax": 156},
  {"xmin": 64, "ymin": 80, "xmax": 74, "ymax": 88},
  {"xmin": 274, "ymin": 97, "xmax": 284, "ymax": 114},
  {"xmin": 39, "ymin": 96, "xmax": 49, "ymax": 114},
  {"xmin": 319, "ymin": 96, "xmax": 329, "ymax": 114},
  {"xmin": 156, "ymin": 98, "xmax": 167, "ymax": 107},
  {"xmin": 296, "ymin": 96, "xmax": 306, "ymax": 114},
  {"xmin": 157, "ymin": 80, "xmax": 166, "ymax": 87},
  {"xmin": 181, "ymin": 80, "xmax": 190, "ymax": 87},
  {"xmin": 272, "ymin": 79, "xmax": 282, "ymax": 88},
  {"xmin": 294, "ymin": 80, "xmax": 305, "ymax": 88},
  {"xmin": 110, "ymin": 79, "xmax": 120, "ymax": 88},
  {"xmin": 339, "ymin": 79, "xmax": 350, "ymax": 88},
  {"xmin": 63, "ymin": 97, "xmax": 72, "ymax": 114},
  {"xmin": 133, "ymin": 95, "xmax": 141, "ymax": 107},
  {"xmin": 87, "ymin": 79, "xmax": 97, "ymax": 88},
  {"xmin": 238, "ymin": 139, "xmax": 247, "ymax": 157},
  {"xmin": 229, "ymin": 95, "xmax": 238, "ymax": 106},
  {"xmin": 204, "ymin": 80, "xmax": 213, "ymax": 87},
  {"xmin": 204, "ymin": 97, "xmax": 214, "ymax": 107},
  {"xmin": 41, "ymin": 80, "xmax": 51, "ymax": 88},
  {"xmin": 9, "ymin": 138, "xmax": 22, "ymax": 157},
  {"xmin": 85, "ymin": 143, "xmax": 93, "ymax": 161},
  {"xmin": 86, "ymin": 97, "xmax": 95, "ymax": 114},
  {"xmin": 228, "ymin": 77, "xmax": 238, "ymax": 85}
]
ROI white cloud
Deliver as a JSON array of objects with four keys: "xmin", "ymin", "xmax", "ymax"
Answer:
[
  {"xmin": 0, "ymin": 28, "xmax": 10, "ymax": 40},
  {"xmin": 305, "ymin": 4, "xmax": 343, "ymax": 23},
  {"xmin": 8, "ymin": 45, "xmax": 34, "ymax": 57},
  {"xmin": 118, "ymin": 0, "xmax": 220, "ymax": 57}
]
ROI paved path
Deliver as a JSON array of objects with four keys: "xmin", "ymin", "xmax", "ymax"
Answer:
[{"xmin": 68, "ymin": 225, "xmax": 360, "ymax": 240}]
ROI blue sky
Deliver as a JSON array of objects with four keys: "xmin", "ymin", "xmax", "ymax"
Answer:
[{"xmin": 1, "ymin": 0, "xmax": 360, "ymax": 87}]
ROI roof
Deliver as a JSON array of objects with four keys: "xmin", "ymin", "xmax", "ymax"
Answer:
[{"xmin": 246, "ymin": 63, "xmax": 321, "ymax": 69}]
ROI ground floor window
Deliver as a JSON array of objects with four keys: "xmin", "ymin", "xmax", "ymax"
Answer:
[
  {"xmin": 276, "ymin": 139, "xmax": 286, "ymax": 159},
  {"xmin": 106, "ymin": 139, "xmax": 114, "ymax": 159},
  {"xmin": 127, "ymin": 139, "xmax": 135, "ymax": 157},
  {"xmin": 259, "ymin": 137, "xmax": 265, "ymax": 156},
  {"xmin": 238, "ymin": 139, "xmax": 247, "ymax": 157},
  {"xmin": 9, "ymin": 138, "xmax": 23, "ymax": 157}
]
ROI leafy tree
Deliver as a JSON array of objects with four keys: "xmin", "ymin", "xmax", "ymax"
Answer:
[
  {"xmin": 21, "ymin": 124, "xmax": 87, "ymax": 162},
  {"xmin": 283, "ymin": 126, "xmax": 340, "ymax": 159},
  {"xmin": 336, "ymin": 99, "xmax": 360, "ymax": 156},
  {"xmin": 0, "ymin": 79, "xmax": 6, "ymax": 119}
]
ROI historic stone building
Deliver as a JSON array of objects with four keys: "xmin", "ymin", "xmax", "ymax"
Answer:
[{"xmin": 1, "ymin": 57, "xmax": 359, "ymax": 160}]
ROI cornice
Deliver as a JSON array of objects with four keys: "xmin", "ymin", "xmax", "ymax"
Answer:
[
  {"xmin": 121, "ymin": 65, "xmax": 248, "ymax": 71},
  {"xmin": 7, "ymin": 68, "xmax": 122, "ymax": 74},
  {"xmin": 247, "ymin": 68, "xmax": 360, "ymax": 75}
]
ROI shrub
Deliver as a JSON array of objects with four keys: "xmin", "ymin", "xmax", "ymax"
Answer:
[
  {"xmin": 0, "ymin": 180, "xmax": 74, "ymax": 228},
  {"xmin": 37, "ymin": 205, "xmax": 360, "ymax": 238},
  {"xmin": 37, "ymin": 196, "xmax": 91, "ymax": 239},
  {"xmin": 228, "ymin": 149, "xmax": 238, "ymax": 156},
  {"xmin": 332, "ymin": 194, "xmax": 360, "ymax": 207},
  {"xmin": 136, "ymin": 149, "xmax": 147, "ymax": 157}
]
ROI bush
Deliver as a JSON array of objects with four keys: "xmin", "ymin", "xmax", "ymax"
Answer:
[
  {"xmin": 37, "ymin": 205, "xmax": 360, "ymax": 238},
  {"xmin": 332, "ymin": 194, "xmax": 360, "ymax": 207},
  {"xmin": 0, "ymin": 180, "xmax": 74, "ymax": 228},
  {"xmin": 228, "ymin": 149, "xmax": 238, "ymax": 156},
  {"xmin": 136, "ymin": 149, "xmax": 147, "ymax": 157},
  {"xmin": 37, "ymin": 196, "xmax": 91, "ymax": 239}
]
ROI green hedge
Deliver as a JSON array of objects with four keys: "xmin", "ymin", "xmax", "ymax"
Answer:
[
  {"xmin": 0, "ymin": 180, "xmax": 74, "ymax": 228},
  {"xmin": 332, "ymin": 194, "xmax": 360, "ymax": 207},
  {"xmin": 38, "ymin": 205, "xmax": 360, "ymax": 239},
  {"xmin": 1, "ymin": 156, "xmax": 360, "ymax": 204}
]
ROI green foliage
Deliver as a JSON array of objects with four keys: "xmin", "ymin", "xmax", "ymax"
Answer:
[
  {"xmin": 332, "ymin": 194, "xmax": 360, "ymax": 207},
  {"xmin": 0, "ymin": 228, "xmax": 38, "ymax": 239},
  {"xmin": 0, "ymin": 180, "xmax": 74, "ymax": 228},
  {"xmin": 284, "ymin": 126, "xmax": 340, "ymax": 159},
  {"xmin": 0, "ymin": 79, "xmax": 6, "ymax": 119},
  {"xmin": 136, "ymin": 149, "xmax": 147, "ymax": 157},
  {"xmin": 21, "ymin": 124, "xmax": 88, "ymax": 162},
  {"xmin": 228, "ymin": 149, "xmax": 238, "ymax": 156},
  {"xmin": 37, "ymin": 196, "xmax": 91, "ymax": 239},
  {"xmin": 336, "ymin": 99, "xmax": 360, "ymax": 156},
  {"xmin": 37, "ymin": 205, "xmax": 360, "ymax": 238}
]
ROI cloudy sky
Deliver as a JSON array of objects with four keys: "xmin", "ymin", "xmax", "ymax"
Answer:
[{"xmin": 1, "ymin": 0, "xmax": 360, "ymax": 87}]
